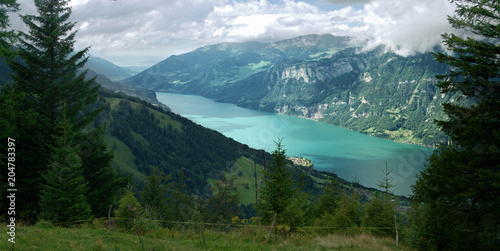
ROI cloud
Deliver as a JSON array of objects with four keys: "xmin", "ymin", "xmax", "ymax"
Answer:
[
  {"xmin": 361, "ymin": 0, "xmax": 456, "ymax": 55},
  {"xmin": 10, "ymin": 0, "xmax": 456, "ymax": 68},
  {"xmin": 67, "ymin": 0, "xmax": 364, "ymax": 66},
  {"xmin": 323, "ymin": 0, "xmax": 372, "ymax": 4}
]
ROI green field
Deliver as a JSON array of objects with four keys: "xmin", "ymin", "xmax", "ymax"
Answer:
[{"xmin": 2, "ymin": 223, "xmax": 411, "ymax": 251}]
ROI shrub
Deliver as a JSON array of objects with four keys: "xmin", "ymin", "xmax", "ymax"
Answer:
[{"xmin": 115, "ymin": 188, "xmax": 142, "ymax": 232}]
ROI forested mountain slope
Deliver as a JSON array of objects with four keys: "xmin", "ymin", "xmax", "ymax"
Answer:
[
  {"xmin": 93, "ymin": 88, "xmax": 266, "ymax": 196},
  {"xmin": 124, "ymin": 34, "xmax": 458, "ymax": 146}
]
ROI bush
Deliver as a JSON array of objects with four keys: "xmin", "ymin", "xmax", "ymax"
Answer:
[
  {"xmin": 138, "ymin": 205, "xmax": 164, "ymax": 234},
  {"xmin": 115, "ymin": 188, "xmax": 142, "ymax": 232}
]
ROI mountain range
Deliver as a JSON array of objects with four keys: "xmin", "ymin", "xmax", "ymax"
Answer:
[{"xmin": 121, "ymin": 34, "xmax": 457, "ymax": 146}]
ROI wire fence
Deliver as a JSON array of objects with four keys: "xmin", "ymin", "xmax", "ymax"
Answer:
[{"xmin": 47, "ymin": 216, "xmax": 456, "ymax": 239}]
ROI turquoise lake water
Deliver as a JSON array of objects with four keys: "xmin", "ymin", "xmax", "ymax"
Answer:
[{"xmin": 156, "ymin": 92, "xmax": 434, "ymax": 196}]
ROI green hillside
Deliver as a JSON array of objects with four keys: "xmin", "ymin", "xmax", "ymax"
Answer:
[{"xmin": 93, "ymin": 88, "xmax": 268, "ymax": 196}]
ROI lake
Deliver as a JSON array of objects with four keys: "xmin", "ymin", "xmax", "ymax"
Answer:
[{"xmin": 156, "ymin": 92, "xmax": 434, "ymax": 196}]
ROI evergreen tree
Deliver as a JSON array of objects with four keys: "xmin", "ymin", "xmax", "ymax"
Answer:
[
  {"xmin": 115, "ymin": 187, "xmax": 141, "ymax": 231},
  {"xmin": 10, "ymin": 0, "xmax": 100, "ymax": 129},
  {"xmin": 205, "ymin": 174, "xmax": 240, "ymax": 223},
  {"xmin": 0, "ymin": 0, "xmax": 19, "ymax": 58},
  {"xmin": 80, "ymin": 125, "xmax": 129, "ymax": 217},
  {"xmin": 5, "ymin": 0, "xmax": 102, "ymax": 221},
  {"xmin": 314, "ymin": 177, "xmax": 339, "ymax": 217},
  {"xmin": 0, "ymin": 0, "xmax": 19, "ymax": 218},
  {"xmin": 364, "ymin": 165, "xmax": 396, "ymax": 236},
  {"xmin": 167, "ymin": 170, "xmax": 194, "ymax": 222},
  {"xmin": 411, "ymin": 1, "xmax": 500, "ymax": 249},
  {"xmin": 140, "ymin": 166, "xmax": 170, "ymax": 216},
  {"xmin": 257, "ymin": 138, "xmax": 294, "ymax": 224},
  {"xmin": 376, "ymin": 162, "xmax": 396, "ymax": 202},
  {"xmin": 39, "ymin": 114, "xmax": 91, "ymax": 223}
]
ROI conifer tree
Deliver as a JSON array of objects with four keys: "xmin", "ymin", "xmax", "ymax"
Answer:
[
  {"xmin": 5, "ymin": 0, "xmax": 104, "ymax": 221},
  {"xmin": 140, "ymin": 166, "xmax": 170, "ymax": 216},
  {"xmin": 80, "ymin": 125, "xmax": 129, "ymax": 217},
  {"xmin": 315, "ymin": 177, "xmax": 339, "ymax": 217},
  {"xmin": 205, "ymin": 174, "xmax": 240, "ymax": 223},
  {"xmin": 257, "ymin": 138, "xmax": 294, "ymax": 224},
  {"xmin": 411, "ymin": 0, "xmax": 500, "ymax": 249},
  {"xmin": 0, "ymin": 0, "xmax": 18, "ymax": 58},
  {"xmin": 364, "ymin": 164, "xmax": 396, "ymax": 236},
  {"xmin": 167, "ymin": 170, "xmax": 194, "ymax": 222},
  {"xmin": 0, "ymin": 0, "xmax": 19, "ymax": 218},
  {"xmin": 39, "ymin": 114, "xmax": 91, "ymax": 223}
]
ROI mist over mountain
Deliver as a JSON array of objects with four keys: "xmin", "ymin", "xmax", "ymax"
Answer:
[{"xmin": 122, "ymin": 34, "xmax": 455, "ymax": 146}]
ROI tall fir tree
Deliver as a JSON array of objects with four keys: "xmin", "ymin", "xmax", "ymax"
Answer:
[
  {"xmin": 410, "ymin": 0, "xmax": 500, "ymax": 249},
  {"xmin": 257, "ymin": 138, "xmax": 295, "ymax": 224},
  {"xmin": 39, "ymin": 113, "xmax": 91, "ymax": 223},
  {"xmin": 0, "ymin": 0, "xmax": 18, "ymax": 58},
  {"xmin": 0, "ymin": 0, "xmax": 19, "ymax": 219},
  {"xmin": 80, "ymin": 124, "xmax": 129, "ymax": 217},
  {"xmin": 4, "ymin": 0, "xmax": 109, "ymax": 221}
]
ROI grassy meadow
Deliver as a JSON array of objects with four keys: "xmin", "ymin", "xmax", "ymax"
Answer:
[{"xmin": 1, "ymin": 221, "xmax": 411, "ymax": 251}]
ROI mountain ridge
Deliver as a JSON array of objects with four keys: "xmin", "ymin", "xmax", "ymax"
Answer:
[{"xmin": 122, "ymin": 34, "xmax": 454, "ymax": 146}]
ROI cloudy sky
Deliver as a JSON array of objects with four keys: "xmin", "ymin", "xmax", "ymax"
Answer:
[{"xmin": 11, "ymin": 0, "xmax": 457, "ymax": 69}]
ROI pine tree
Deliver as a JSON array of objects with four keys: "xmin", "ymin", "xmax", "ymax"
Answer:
[
  {"xmin": 80, "ymin": 124, "xmax": 129, "ymax": 217},
  {"xmin": 315, "ymin": 177, "xmax": 339, "ymax": 217},
  {"xmin": 0, "ymin": 0, "xmax": 19, "ymax": 219},
  {"xmin": 376, "ymin": 162, "xmax": 396, "ymax": 202},
  {"xmin": 364, "ymin": 164, "xmax": 396, "ymax": 236},
  {"xmin": 257, "ymin": 138, "xmax": 294, "ymax": 224},
  {"xmin": 167, "ymin": 170, "xmax": 194, "ymax": 222},
  {"xmin": 411, "ymin": 1, "xmax": 500, "ymax": 249},
  {"xmin": 205, "ymin": 174, "xmax": 240, "ymax": 223},
  {"xmin": 5, "ymin": 0, "xmax": 102, "ymax": 221},
  {"xmin": 0, "ymin": 0, "xmax": 19, "ymax": 58},
  {"xmin": 140, "ymin": 166, "xmax": 170, "ymax": 216},
  {"xmin": 39, "ymin": 114, "xmax": 91, "ymax": 223},
  {"xmin": 10, "ymin": 0, "xmax": 100, "ymax": 128}
]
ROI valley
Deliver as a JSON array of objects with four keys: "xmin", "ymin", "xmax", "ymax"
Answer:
[{"xmin": 122, "ymin": 34, "xmax": 456, "ymax": 147}]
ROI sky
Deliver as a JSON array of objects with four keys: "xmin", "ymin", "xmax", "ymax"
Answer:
[{"xmin": 10, "ymin": 0, "xmax": 457, "ymax": 70}]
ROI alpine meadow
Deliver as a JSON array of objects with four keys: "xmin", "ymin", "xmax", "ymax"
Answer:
[{"xmin": 0, "ymin": 0, "xmax": 498, "ymax": 250}]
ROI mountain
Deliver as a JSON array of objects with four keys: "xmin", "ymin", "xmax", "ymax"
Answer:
[
  {"xmin": 85, "ymin": 56, "xmax": 134, "ymax": 81},
  {"xmin": 123, "ymin": 34, "xmax": 456, "ymax": 146}
]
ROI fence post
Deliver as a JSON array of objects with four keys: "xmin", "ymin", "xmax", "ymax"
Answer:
[
  {"xmin": 108, "ymin": 205, "xmax": 112, "ymax": 230},
  {"xmin": 267, "ymin": 213, "xmax": 277, "ymax": 242},
  {"xmin": 395, "ymin": 214, "xmax": 399, "ymax": 247}
]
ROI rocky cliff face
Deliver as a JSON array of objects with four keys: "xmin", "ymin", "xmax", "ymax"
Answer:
[{"xmin": 123, "ymin": 34, "xmax": 454, "ymax": 146}]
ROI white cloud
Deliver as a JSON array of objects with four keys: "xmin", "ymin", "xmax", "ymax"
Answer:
[
  {"xmin": 10, "ymin": 0, "xmax": 457, "ymax": 68},
  {"xmin": 323, "ymin": 0, "xmax": 372, "ymax": 4},
  {"xmin": 362, "ymin": 0, "xmax": 456, "ymax": 55}
]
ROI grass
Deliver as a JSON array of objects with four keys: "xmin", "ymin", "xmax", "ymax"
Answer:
[
  {"xmin": 104, "ymin": 135, "xmax": 144, "ymax": 179},
  {"xmin": 308, "ymin": 49, "xmax": 340, "ymax": 60},
  {"xmin": 208, "ymin": 156, "xmax": 266, "ymax": 205},
  {"xmin": 2, "ymin": 222, "xmax": 412, "ymax": 251}
]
